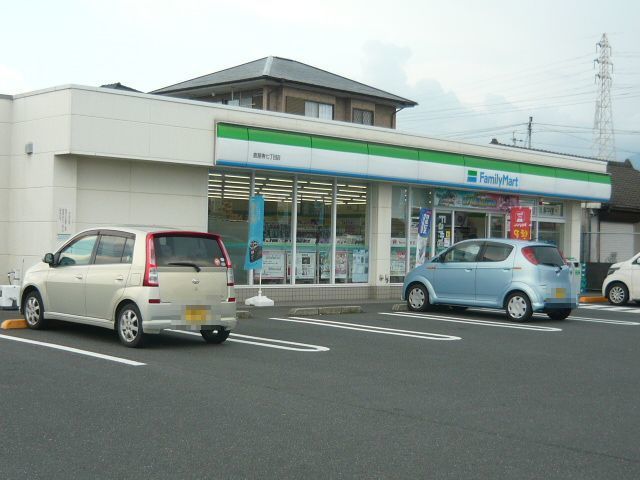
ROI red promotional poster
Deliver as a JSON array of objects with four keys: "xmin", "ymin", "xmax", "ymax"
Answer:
[{"xmin": 510, "ymin": 207, "xmax": 532, "ymax": 240}]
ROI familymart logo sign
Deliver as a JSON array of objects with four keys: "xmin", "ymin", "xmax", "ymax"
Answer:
[{"xmin": 466, "ymin": 169, "xmax": 521, "ymax": 190}]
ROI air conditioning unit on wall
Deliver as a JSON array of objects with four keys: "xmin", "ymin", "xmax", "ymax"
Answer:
[{"xmin": 0, "ymin": 285, "xmax": 20, "ymax": 310}]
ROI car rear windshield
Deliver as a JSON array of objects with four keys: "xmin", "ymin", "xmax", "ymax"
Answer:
[
  {"xmin": 529, "ymin": 246, "xmax": 564, "ymax": 267},
  {"xmin": 154, "ymin": 235, "xmax": 226, "ymax": 268}
]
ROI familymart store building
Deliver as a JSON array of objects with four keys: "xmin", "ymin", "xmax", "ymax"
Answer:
[
  {"xmin": 0, "ymin": 86, "xmax": 610, "ymax": 302},
  {"xmin": 211, "ymin": 122, "xmax": 610, "ymax": 301}
]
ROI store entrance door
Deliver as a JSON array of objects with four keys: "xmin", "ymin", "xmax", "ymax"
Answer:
[{"xmin": 454, "ymin": 212, "xmax": 487, "ymax": 241}]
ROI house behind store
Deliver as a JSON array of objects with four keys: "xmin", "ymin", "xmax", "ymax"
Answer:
[{"xmin": 0, "ymin": 57, "xmax": 611, "ymax": 301}]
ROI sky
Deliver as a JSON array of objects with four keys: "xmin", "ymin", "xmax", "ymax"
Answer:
[{"xmin": 2, "ymin": 0, "xmax": 639, "ymax": 165}]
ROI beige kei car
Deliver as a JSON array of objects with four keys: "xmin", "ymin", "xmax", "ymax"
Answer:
[{"xmin": 20, "ymin": 226, "xmax": 237, "ymax": 347}]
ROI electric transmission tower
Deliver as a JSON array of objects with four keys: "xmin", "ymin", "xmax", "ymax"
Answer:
[{"xmin": 593, "ymin": 33, "xmax": 616, "ymax": 161}]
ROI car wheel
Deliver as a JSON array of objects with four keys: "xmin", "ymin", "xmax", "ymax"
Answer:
[
  {"xmin": 546, "ymin": 309, "xmax": 572, "ymax": 320},
  {"xmin": 407, "ymin": 283, "xmax": 430, "ymax": 312},
  {"xmin": 505, "ymin": 292, "xmax": 532, "ymax": 322},
  {"xmin": 117, "ymin": 303, "xmax": 145, "ymax": 348},
  {"xmin": 607, "ymin": 283, "xmax": 629, "ymax": 305},
  {"xmin": 23, "ymin": 290, "xmax": 47, "ymax": 330},
  {"xmin": 201, "ymin": 327, "xmax": 230, "ymax": 344}
]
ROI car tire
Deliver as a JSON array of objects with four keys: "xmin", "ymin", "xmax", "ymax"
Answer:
[
  {"xmin": 23, "ymin": 290, "xmax": 47, "ymax": 330},
  {"xmin": 201, "ymin": 327, "xmax": 230, "ymax": 344},
  {"xmin": 117, "ymin": 303, "xmax": 145, "ymax": 348},
  {"xmin": 407, "ymin": 283, "xmax": 430, "ymax": 312},
  {"xmin": 546, "ymin": 309, "xmax": 572, "ymax": 320},
  {"xmin": 505, "ymin": 292, "xmax": 533, "ymax": 322},
  {"xmin": 607, "ymin": 282, "xmax": 629, "ymax": 305}
]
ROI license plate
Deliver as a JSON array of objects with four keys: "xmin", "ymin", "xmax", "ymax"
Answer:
[
  {"xmin": 185, "ymin": 306, "xmax": 210, "ymax": 323},
  {"xmin": 555, "ymin": 288, "xmax": 567, "ymax": 298}
]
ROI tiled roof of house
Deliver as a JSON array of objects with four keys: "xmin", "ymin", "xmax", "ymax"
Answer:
[
  {"xmin": 606, "ymin": 159, "xmax": 640, "ymax": 211},
  {"xmin": 151, "ymin": 56, "xmax": 417, "ymax": 107}
]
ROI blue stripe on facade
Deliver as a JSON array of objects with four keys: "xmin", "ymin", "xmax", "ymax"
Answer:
[{"xmin": 215, "ymin": 160, "xmax": 610, "ymax": 203}]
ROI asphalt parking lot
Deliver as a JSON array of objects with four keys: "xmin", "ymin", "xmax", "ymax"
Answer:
[{"xmin": 1, "ymin": 302, "xmax": 640, "ymax": 479}]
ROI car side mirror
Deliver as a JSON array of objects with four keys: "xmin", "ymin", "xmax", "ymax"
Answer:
[{"xmin": 43, "ymin": 253, "xmax": 55, "ymax": 266}]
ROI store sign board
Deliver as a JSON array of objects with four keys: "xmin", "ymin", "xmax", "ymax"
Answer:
[
  {"xmin": 434, "ymin": 189, "xmax": 519, "ymax": 211},
  {"xmin": 215, "ymin": 123, "xmax": 611, "ymax": 202},
  {"xmin": 466, "ymin": 168, "xmax": 521, "ymax": 190},
  {"xmin": 509, "ymin": 207, "xmax": 532, "ymax": 240}
]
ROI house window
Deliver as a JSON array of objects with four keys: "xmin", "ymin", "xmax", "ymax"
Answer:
[
  {"xmin": 353, "ymin": 108, "xmax": 374, "ymax": 125},
  {"xmin": 305, "ymin": 101, "xmax": 333, "ymax": 120}
]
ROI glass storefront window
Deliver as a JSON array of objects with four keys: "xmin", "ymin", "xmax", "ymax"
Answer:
[
  {"xmin": 336, "ymin": 182, "xmax": 368, "ymax": 283},
  {"xmin": 390, "ymin": 186, "xmax": 408, "ymax": 283},
  {"xmin": 259, "ymin": 175, "xmax": 293, "ymax": 285},
  {"xmin": 296, "ymin": 178, "xmax": 332, "ymax": 284},
  {"xmin": 537, "ymin": 221, "xmax": 563, "ymax": 247},
  {"xmin": 454, "ymin": 211, "xmax": 487, "ymax": 241},
  {"xmin": 434, "ymin": 211, "xmax": 453, "ymax": 255},
  {"xmin": 208, "ymin": 169, "xmax": 370, "ymax": 285},
  {"xmin": 208, "ymin": 172, "xmax": 251, "ymax": 284},
  {"xmin": 490, "ymin": 215, "xmax": 505, "ymax": 238}
]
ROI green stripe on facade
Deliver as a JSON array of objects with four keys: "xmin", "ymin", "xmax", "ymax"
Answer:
[
  {"xmin": 218, "ymin": 123, "xmax": 609, "ymax": 184},
  {"xmin": 312, "ymin": 136, "xmax": 369, "ymax": 155},
  {"xmin": 555, "ymin": 169, "xmax": 590, "ymax": 182},
  {"xmin": 217, "ymin": 123, "xmax": 247, "ymax": 141},
  {"xmin": 369, "ymin": 144, "xmax": 419, "ymax": 160},
  {"xmin": 464, "ymin": 156, "xmax": 520, "ymax": 174},
  {"xmin": 588, "ymin": 172, "xmax": 611, "ymax": 184},
  {"xmin": 247, "ymin": 128, "xmax": 311, "ymax": 148},
  {"xmin": 519, "ymin": 163, "xmax": 555, "ymax": 177},
  {"xmin": 418, "ymin": 150, "xmax": 464, "ymax": 166}
]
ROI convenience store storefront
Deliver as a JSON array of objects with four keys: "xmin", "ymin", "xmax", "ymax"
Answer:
[{"xmin": 210, "ymin": 122, "xmax": 611, "ymax": 297}]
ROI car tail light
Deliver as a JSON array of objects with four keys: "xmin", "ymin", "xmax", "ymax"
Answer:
[
  {"xmin": 143, "ymin": 234, "xmax": 159, "ymax": 287},
  {"xmin": 226, "ymin": 267, "xmax": 234, "ymax": 287},
  {"xmin": 521, "ymin": 247, "xmax": 539, "ymax": 265}
]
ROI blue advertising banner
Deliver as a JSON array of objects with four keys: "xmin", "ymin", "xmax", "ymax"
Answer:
[
  {"xmin": 244, "ymin": 195, "xmax": 264, "ymax": 270},
  {"xmin": 418, "ymin": 208, "xmax": 432, "ymax": 238},
  {"xmin": 415, "ymin": 208, "xmax": 432, "ymax": 266}
]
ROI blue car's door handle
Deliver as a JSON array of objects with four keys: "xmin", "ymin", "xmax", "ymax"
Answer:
[{"xmin": 465, "ymin": 268, "xmax": 473, "ymax": 272}]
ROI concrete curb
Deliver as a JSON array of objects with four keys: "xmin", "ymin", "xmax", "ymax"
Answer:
[
  {"xmin": 288, "ymin": 306, "xmax": 363, "ymax": 316},
  {"xmin": 1, "ymin": 319, "xmax": 27, "ymax": 329},
  {"xmin": 579, "ymin": 296, "xmax": 607, "ymax": 303},
  {"xmin": 392, "ymin": 303, "xmax": 408, "ymax": 312}
]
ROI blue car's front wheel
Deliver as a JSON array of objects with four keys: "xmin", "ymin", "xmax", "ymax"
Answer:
[{"xmin": 407, "ymin": 283, "xmax": 430, "ymax": 312}]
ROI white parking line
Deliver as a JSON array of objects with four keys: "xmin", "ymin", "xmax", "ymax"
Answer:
[
  {"xmin": 382, "ymin": 312, "xmax": 562, "ymax": 332},
  {"xmin": 565, "ymin": 315, "xmax": 640, "ymax": 326},
  {"xmin": 579, "ymin": 304, "xmax": 640, "ymax": 313},
  {"xmin": 0, "ymin": 334, "xmax": 145, "ymax": 366},
  {"xmin": 166, "ymin": 330, "xmax": 330, "ymax": 352},
  {"xmin": 270, "ymin": 317, "xmax": 461, "ymax": 341}
]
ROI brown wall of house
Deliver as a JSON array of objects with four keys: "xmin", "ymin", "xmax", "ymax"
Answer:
[{"xmin": 199, "ymin": 85, "xmax": 399, "ymax": 127}]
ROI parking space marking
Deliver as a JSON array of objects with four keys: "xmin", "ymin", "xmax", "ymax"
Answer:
[
  {"xmin": 270, "ymin": 317, "xmax": 461, "ymax": 341},
  {"xmin": 166, "ymin": 330, "xmax": 330, "ymax": 352},
  {"xmin": 579, "ymin": 304, "xmax": 640, "ymax": 313},
  {"xmin": 0, "ymin": 334, "xmax": 145, "ymax": 366},
  {"xmin": 382, "ymin": 312, "xmax": 562, "ymax": 332},
  {"xmin": 564, "ymin": 315, "xmax": 640, "ymax": 326}
]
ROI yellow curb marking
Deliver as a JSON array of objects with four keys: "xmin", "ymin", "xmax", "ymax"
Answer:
[
  {"xmin": 579, "ymin": 296, "xmax": 607, "ymax": 303},
  {"xmin": 1, "ymin": 319, "xmax": 27, "ymax": 330}
]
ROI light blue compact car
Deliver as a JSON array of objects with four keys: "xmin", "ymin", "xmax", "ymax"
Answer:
[{"xmin": 402, "ymin": 239, "xmax": 578, "ymax": 322}]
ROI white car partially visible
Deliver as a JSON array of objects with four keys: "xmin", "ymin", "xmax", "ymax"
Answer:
[{"xmin": 602, "ymin": 252, "xmax": 640, "ymax": 305}]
